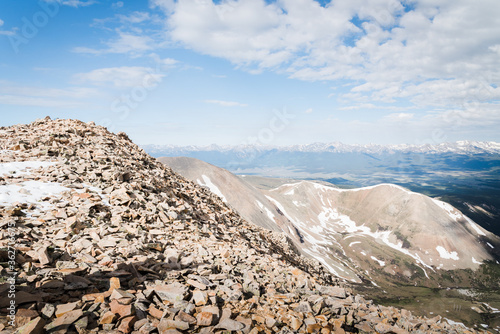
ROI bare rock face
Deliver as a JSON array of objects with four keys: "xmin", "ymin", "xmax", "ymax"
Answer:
[{"xmin": 0, "ymin": 118, "xmax": 487, "ymax": 333}]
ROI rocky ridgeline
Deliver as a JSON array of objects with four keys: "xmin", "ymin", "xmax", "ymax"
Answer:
[{"xmin": 0, "ymin": 118, "xmax": 487, "ymax": 334}]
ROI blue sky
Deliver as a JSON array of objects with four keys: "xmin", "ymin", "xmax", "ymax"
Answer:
[{"xmin": 1, "ymin": 0, "xmax": 499, "ymax": 146}]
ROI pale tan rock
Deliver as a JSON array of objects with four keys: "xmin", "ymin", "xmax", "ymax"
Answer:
[
  {"xmin": 15, "ymin": 309, "xmax": 40, "ymax": 328},
  {"xmin": 192, "ymin": 290, "xmax": 208, "ymax": 306},
  {"xmin": 110, "ymin": 299, "xmax": 135, "ymax": 318},
  {"xmin": 55, "ymin": 301, "xmax": 79, "ymax": 318},
  {"xmin": 100, "ymin": 311, "xmax": 118, "ymax": 325},
  {"xmin": 196, "ymin": 312, "xmax": 213, "ymax": 326},
  {"xmin": 13, "ymin": 316, "xmax": 45, "ymax": 334}
]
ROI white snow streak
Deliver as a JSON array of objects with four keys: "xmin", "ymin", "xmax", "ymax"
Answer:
[
  {"xmin": 197, "ymin": 175, "xmax": 227, "ymax": 202},
  {"xmin": 371, "ymin": 256, "xmax": 386, "ymax": 266},
  {"xmin": 464, "ymin": 216, "xmax": 486, "ymax": 236},
  {"xmin": 255, "ymin": 200, "xmax": 275, "ymax": 222},
  {"xmin": 432, "ymin": 199, "xmax": 462, "ymax": 220},
  {"xmin": 433, "ymin": 198, "xmax": 486, "ymax": 236}
]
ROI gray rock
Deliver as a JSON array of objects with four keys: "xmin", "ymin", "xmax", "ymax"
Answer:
[{"xmin": 216, "ymin": 318, "xmax": 245, "ymax": 331}]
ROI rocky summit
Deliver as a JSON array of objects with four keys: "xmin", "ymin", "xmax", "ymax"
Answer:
[{"xmin": 0, "ymin": 118, "xmax": 490, "ymax": 334}]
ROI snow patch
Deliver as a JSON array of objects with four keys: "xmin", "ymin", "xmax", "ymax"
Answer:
[
  {"xmin": 255, "ymin": 200, "xmax": 275, "ymax": 222},
  {"xmin": 333, "ymin": 183, "xmax": 414, "ymax": 195},
  {"xmin": 0, "ymin": 161, "xmax": 57, "ymax": 176},
  {"xmin": 472, "ymin": 257, "xmax": 482, "ymax": 264},
  {"xmin": 433, "ymin": 198, "xmax": 486, "ymax": 236},
  {"xmin": 265, "ymin": 196, "xmax": 301, "ymax": 227},
  {"xmin": 371, "ymin": 256, "xmax": 385, "ymax": 266},
  {"xmin": 80, "ymin": 183, "xmax": 109, "ymax": 206},
  {"xmin": 0, "ymin": 180, "xmax": 70, "ymax": 211},
  {"xmin": 464, "ymin": 216, "xmax": 486, "ymax": 236},
  {"xmin": 349, "ymin": 241, "xmax": 361, "ymax": 247},
  {"xmin": 436, "ymin": 246, "xmax": 459, "ymax": 260},
  {"xmin": 444, "ymin": 318, "xmax": 466, "ymax": 328},
  {"xmin": 197, "ymin": 175, "xmax": 227, "ymax": 202},
  {"xmin": 432, "ymin": 199, "xmax": 462, "ymax": 220},
  {"xmin": 312, "ymin": 182, "xmax": 335, "ymax": 192},
  {"xmin": 487, "ymin": 242, "xmax": 494, "ymax": 249},
  {"xmin": 482, "ymin": 303, "xmax": 500, "ymax": 313}
]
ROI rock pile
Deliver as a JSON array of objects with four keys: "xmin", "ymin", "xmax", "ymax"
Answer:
[{"xmin": 0, "ymin": 118, "xmax": 488, "ymax": 333}]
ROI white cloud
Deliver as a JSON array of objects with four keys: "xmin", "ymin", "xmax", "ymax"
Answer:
[
  {"xmin": 204, "ymin": 100, "xmax": 248, "ymax": 107},
  {"xmin": 385, "ymin": 112, "xmax": 414, "ymax": 120},
  {"xmin": 112, "ymin": 1, "xmax": 124, "ymax": 9},
  {"xmin": 152, "ymin": 0, "xmax": 500, "ymax": 111},
  {"xmin": 0, "ymin": 19, "xmax": 4, "ymax": 26},
  {"xmin": 73, "ymin": 31, "xmax": 156, "ymax": 55},
  {"xmin": 74, "ymin": 66, "xmax": 165, "ymax": 89},
  {"xmin": 107, "ymin": 33, "xmax": 155, "ymax": 54},
  {"xmin": 149, "ymin": 54, "xmax": 178, "ymax": 68},
  {"xmin": 117, "ymin": 11, "xmax": 151, "ymax": 24},
  {"xmin": 43, "ymin": 0, "xmax": 97, "ymax": 8},
  {"xmin": 62, "ymin": 0, "xmax": 96, "ymax": 7},
  {"xmin": 305, "ymin": 108, "xmax": 313, "ymax": 114},
  {"xmin": 0, "ymin": 82, "xmax": 100, "ymax": 108}
]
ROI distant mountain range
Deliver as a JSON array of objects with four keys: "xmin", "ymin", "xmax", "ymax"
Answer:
[{"xmin": 144, "ymin": 141, "xmax": 500, "ymax": 155}]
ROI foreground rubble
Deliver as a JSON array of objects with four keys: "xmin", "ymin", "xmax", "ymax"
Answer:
[{"xmin": 0, "ymin": 118, "xmax": 489, "ymax": 333}]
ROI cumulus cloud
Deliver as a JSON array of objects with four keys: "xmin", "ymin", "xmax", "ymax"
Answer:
[
  {"xmin": 74, "ymin": 66, "xmax": 165, "ymax": 89},
  {"xmin": 204, "ymin": 100, "xmax": 248, "ymax": 107},
  {"xmin": 152, "ymin": 0, "xmax": 500, "ymax": 110}
]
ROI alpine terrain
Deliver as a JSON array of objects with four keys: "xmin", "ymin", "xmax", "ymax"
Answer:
[
  {"xmin": 160, "ymin": 157, "xmax": 500, "ymax": 330},
  {"xmin": 3, "ymin": 118, "xmax": 497, "ymax": 333},
  {"xmin": 146, "ymin": 142, "xmax": 500, "ymax": 238}
]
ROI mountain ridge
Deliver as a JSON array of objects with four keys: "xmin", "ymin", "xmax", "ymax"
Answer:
[
  {"xmin": 160, "ymin": 157, "xmax": 500, "ymax": 278},
  {"xmin": 160, "ymin": 156, "xmax": 500, "ymax": 330},
  {"xmin": 3, "ymin": 118, "xmax": 495, "ymax": 332}
]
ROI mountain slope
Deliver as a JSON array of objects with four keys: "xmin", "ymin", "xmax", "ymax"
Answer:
[
  {"xmin": 160, "ymin": 157, "xmax": 499, "ymax": 283},
  {"xmin": 158, "ymin": 157, "xmax": 292, "ymax": 234},
  {"xmin": 159, "ymin": 156, "xmax": 500, "ymax": 328},
  {"xmin": 265, "ymin": 181, "xmax": 499, "ymax": 278},
  {"xmin": 2, "ymin": 118, "xmax": 489, "ymax": 332},
  {"xmin": 145, "ymin": 142, "xmax": 500, "ymax": 239}
]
